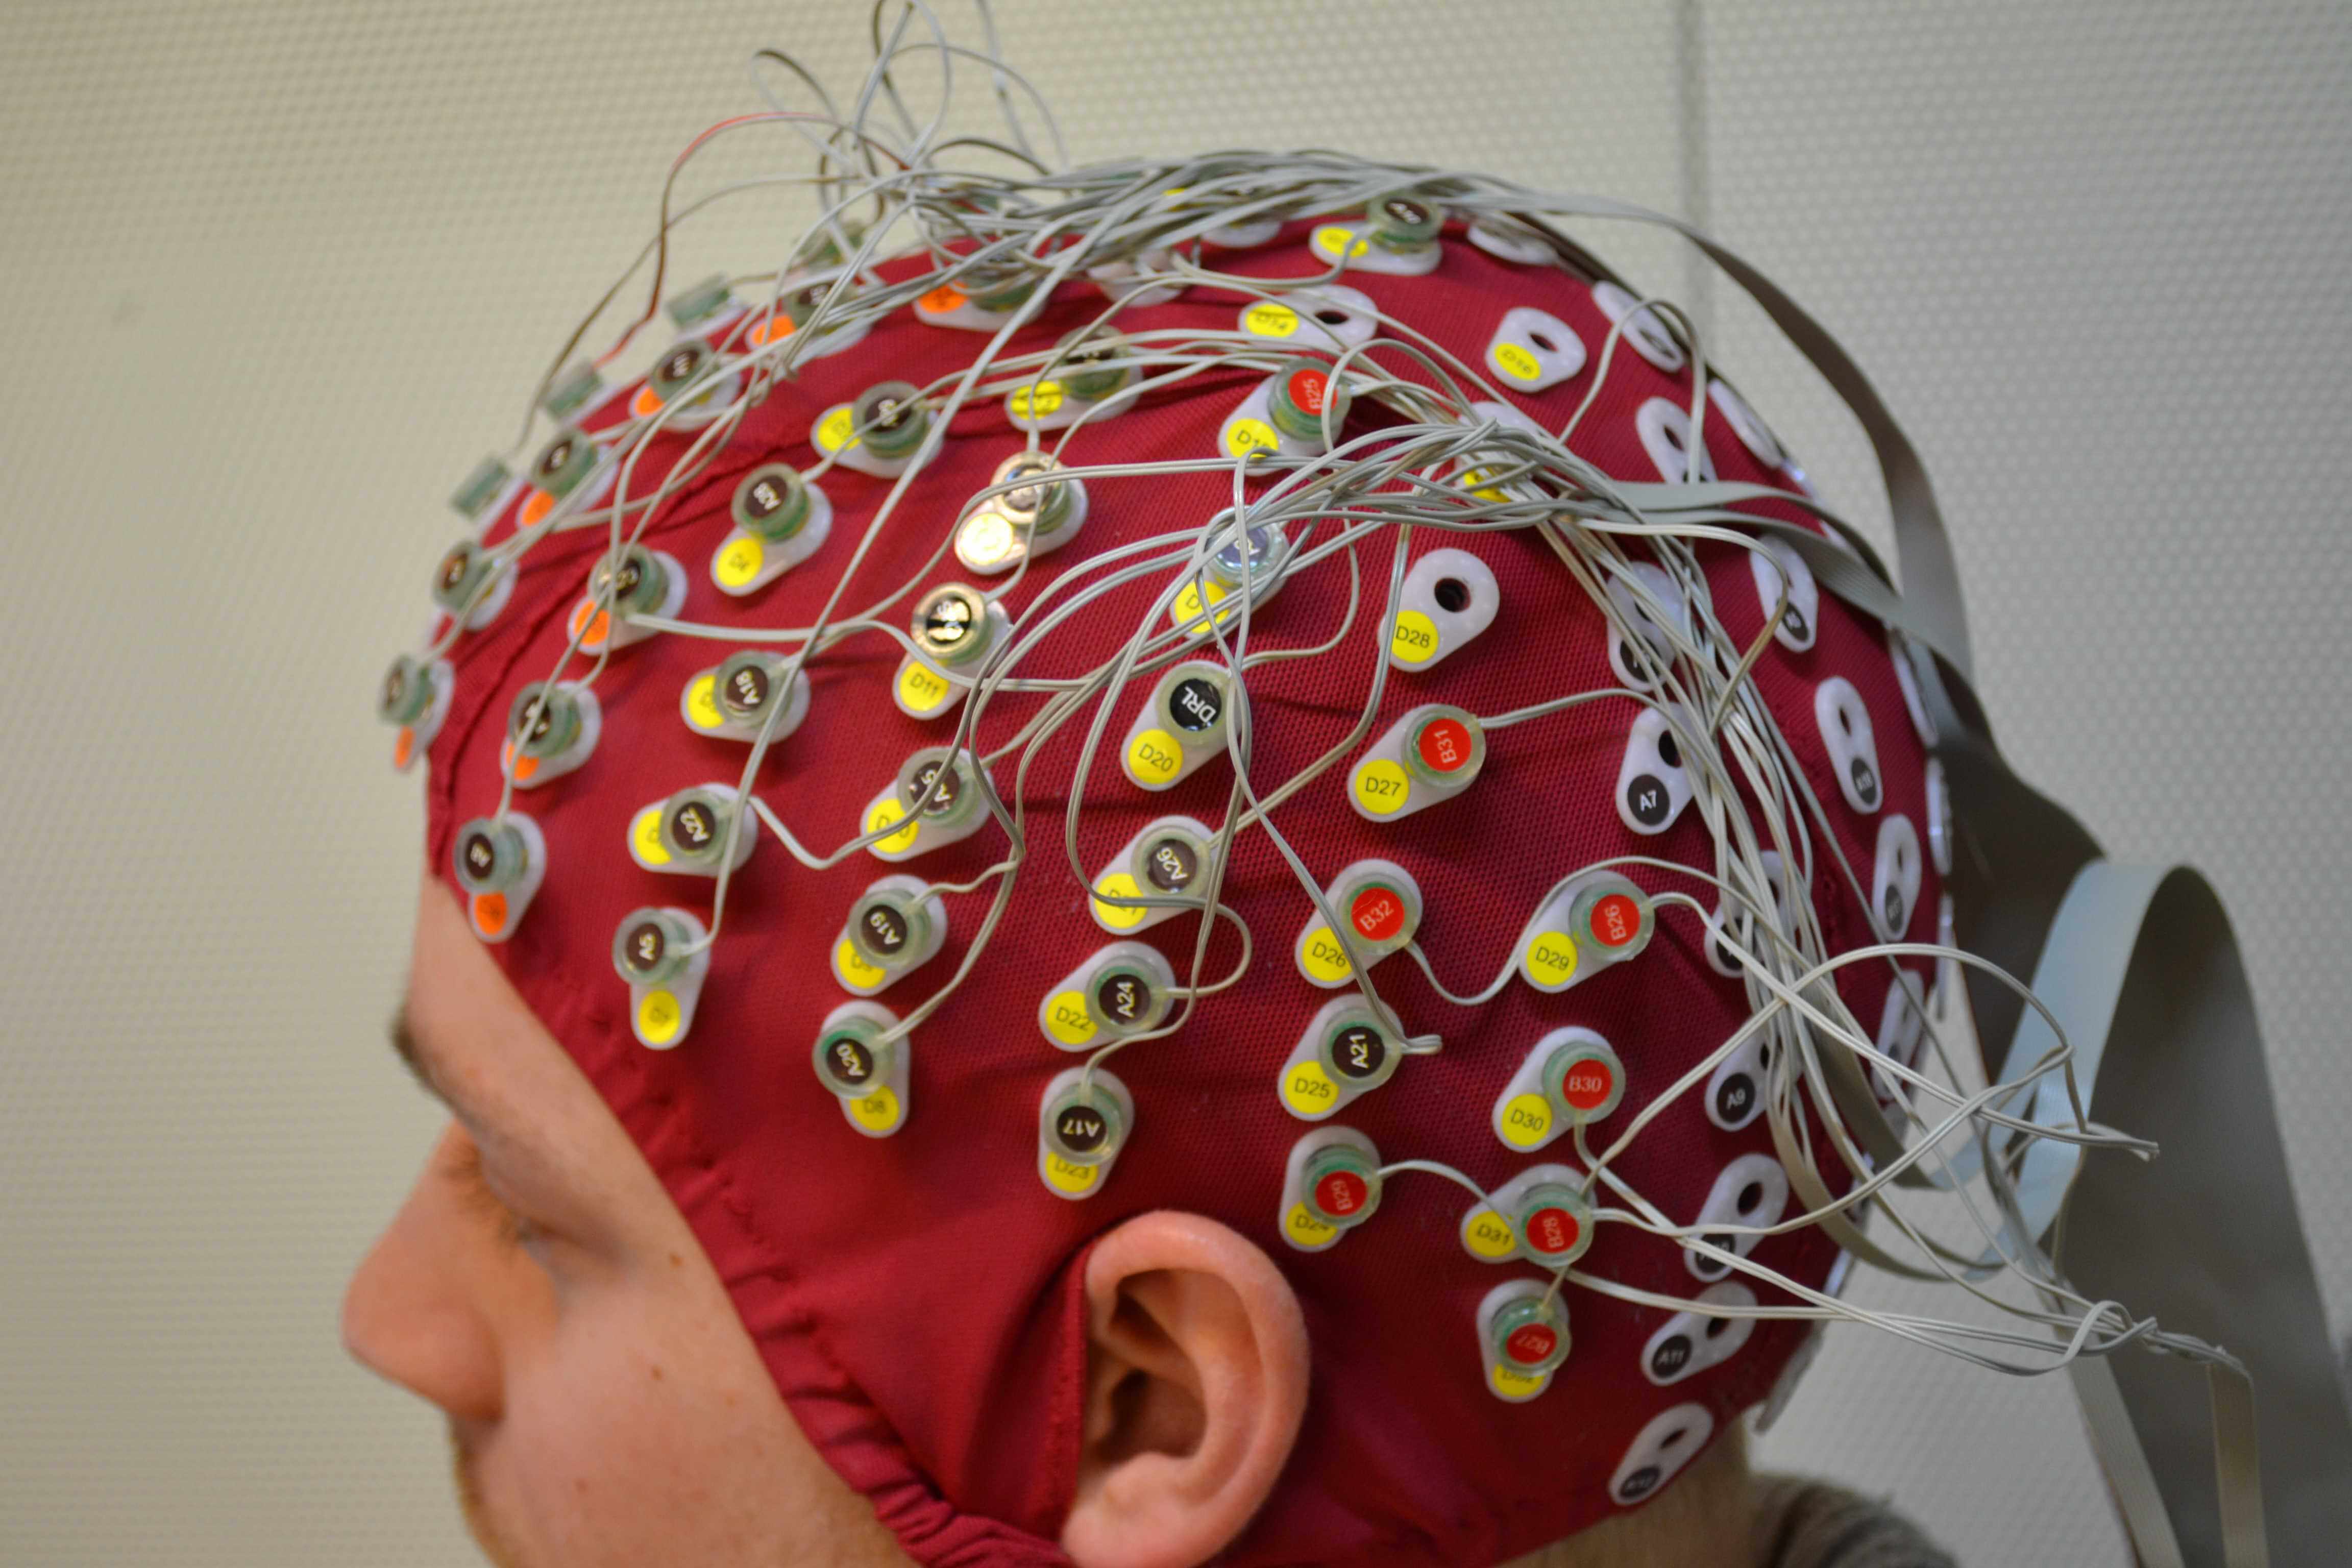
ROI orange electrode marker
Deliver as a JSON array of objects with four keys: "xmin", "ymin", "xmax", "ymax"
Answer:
[
  {"xmin": 747, "ymin": 315, "xmax": 795, "ymax": 347},
  {"xmin": 919, "ymin": 283, "xmax": 966, "ymax": 313},
  {"xmin": 519, "ymin": 490, "xmax": 555, "ymax": 527},
  {"xmin": 631, "ymin": 386, "xmax": 663, "ymax": 418},
  {"xmin": 393, "ymin": 728, "xmax": 415, "ymax": 769},
  {"xmin": 567, "ymin": 600, "xmax": 611, "ymax": 650},
  {"xmin": 472, "ymin": 891, "xmax": 508, "ymax": 937}
]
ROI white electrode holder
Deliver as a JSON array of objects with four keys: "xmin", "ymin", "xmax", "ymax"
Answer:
[
  {"xmin": 1274, "ymin": 996, "xmax": 1405, "ymax": 1121},
  {"xmin": 461, "ymin": 813, "xmax": 546, "ymax": 945},
  {"xmin": 1119, "ymin": 660, "xmax": 1233, "ymax": 791},
  {"xmin": 1513, "ymin": 871, "xmax": 1656, "ymax": 995},
  {"xmin": 1591, "ymin": 280, "xmax": 1686, "ymax": 374},
  {"xmin": 860, "ymin": 748, "xmax": 992, "ymax": 864},
  {"xmin": 1037, "ymin": 941, "xmax": 1179, "ymax": 1052},
  {"xmin": 1276, "ymin": 1124, "xmax": 1382, "ymax": 1254},
  {"xmin": 1234, "ymin": 282, "xmax": 1381, "ymax": 354},
  {"xmin": 891, "ymin": 599, "xmax": 1009, "ymax": 723},
  {"xmin": 1292, "ymin": 859, "xmax": 1423, "ymax": 989},
  {"xmin": 1683, "ymin": 1153, "xmax": 1789, "ymax": 1284},
  {"xmin": 500, "ymin": 682, "xmax": 603, "ymax": 792},
  {"xmin": 1386, "ymin": 548, "xmax": 1500, "ymax": 673},
  {"xmin": 710, "ymin": 482, "xmax": 832, "ymax": 597},
  {"xmin": 1489, "ymin": 1026, "xmax": 1626, "ymax": 1155},
  {"xmin": 1307, "ymin": 219, "xmax": 1441, "ymax": 277},
  {"xmin": 678, "ymin": 661, "xmax": 811, "ymax": 744},
  {"xmin": 1347, "ymin": 703, "xmax": 1485, "ymax": 823},
  {"xmin": 1476, "ymin": 1280, "xmax": 1569, "ymax": 1405},
  {"xmin": 391, "ymin": 656, "xmax": 455, "ymax": 773},
  {"xmin": 1088, "ymin": 815, "xmax": 1216, "ymax": 935},
  {"xmin": 1036, "ymin": 1066, "xmax": 1134, "ymax": 1202},
  {"xmin": 566, "ymin": 548, "xmax": 687, "ymax": 656},
  {"xmin": 1615, "ymin": 703, "xmax": 1699, "ymax": 836},
  {"xmin": 627, "ymin": 783, "xmax": 758, "ymax": 877},
  {"xmin": 1642, "ymin": 1281, "xmax": 1758, "ymax": 1387},
  {"xmin": 830, "ymin": 873, "xmax": 948, "ymax": 997},
  {"xmin": 1456, "ymin": 1162, "xmax": 1592, "ymax": 1268},
  {"xmin": 625, "ymin": 908, "xmax": 710, "ymax": 1051},
  {"xmin": 1002, "ymin": 374, "xmax": 1141, "ymax": 434},
  {"xmin": 1485, "ymin": 306, "xmax": 1587, "ymax": 393},
  {"xmin": 1747, "ymin": 535, "xmax": 1818, "ymax": 652},
  {"xmin": 814, "ymin": 999, "xmax": 912, "ymax": 1139}
]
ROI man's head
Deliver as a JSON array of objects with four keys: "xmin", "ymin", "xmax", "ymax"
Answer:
[
  {"xmin": 349, "ymin": 871, "xmax": 1777, "ymax": 1568},
  {"xmin": 352, "ymin": 141, "xmax": 1946, "ymax": 1564}
]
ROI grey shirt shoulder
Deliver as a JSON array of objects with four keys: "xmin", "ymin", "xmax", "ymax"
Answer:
[{"xmin": 1752, "ymin": 1476, "xmax": 1960, "ymax": 1568}]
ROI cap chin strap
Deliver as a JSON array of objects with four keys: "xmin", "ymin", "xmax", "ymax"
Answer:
[{"xmin": 1525, "ymin": 206, "xmax": 2352, "ymax": 1566}]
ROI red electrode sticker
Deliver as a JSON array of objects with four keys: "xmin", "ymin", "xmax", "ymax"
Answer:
[
  {"xmin": 1417, "ymin": 717, "xmax": 1473, "ymax": 773},
  {"xmin": 1286, "ymin": 367, "xmax": 1329, "ymax": 415},
  {"xmin": 1561, "ymin": 1059, "xmax": 1615, "ymax": 1112},
  {"xmin": 1315, "ymin": 1169, "xmax": 1368, "ymax": 1217},
  {"xmin": 1351, "ymin": 885, "xmax": 1406, "ymax": 943},
  {"xmin": 1527, "ymin": 1206, "xmax": 1580, "ymax": 1255},
  {"xmin": 1589, "ymin": 893, "xmax": 1641, "ymax": 948},
  {"xmin": 1505, "ymin": 1322, "xmax": 1558, "ymax": 1366}
]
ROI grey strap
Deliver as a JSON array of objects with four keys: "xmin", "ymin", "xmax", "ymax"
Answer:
[
  {"xmin": 1523, "ymin": 207, "xmax": 2348, "ymax": 1563},
  {"xmin": 2023, "ymin": 864, "xmax": 2351, "ymax": 1564}
]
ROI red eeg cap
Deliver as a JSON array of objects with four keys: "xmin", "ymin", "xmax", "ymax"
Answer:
[{"xmin": 417, "ymin": 221, "xmax": 1938, "ymax": 1565}]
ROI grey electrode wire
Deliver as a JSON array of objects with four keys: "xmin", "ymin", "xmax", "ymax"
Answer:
[{"xmin": 416, "ymin": 0, "xmax": 2240, "ymax": 1405}]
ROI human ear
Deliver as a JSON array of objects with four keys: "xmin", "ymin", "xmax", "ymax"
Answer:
[{"xmin": 1062, "ymin": 1211, "xmax": 1309, "ymax": 1568}]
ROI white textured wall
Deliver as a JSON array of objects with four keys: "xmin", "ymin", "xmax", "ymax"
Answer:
[{"xmin": 0, "ymin": 2, "xmax": 2341, "ymax": 1563}]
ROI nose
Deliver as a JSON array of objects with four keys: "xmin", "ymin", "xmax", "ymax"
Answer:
[{"xmin": 342, "ymin": 1124, "xmax": 505, "ymax": 1424}]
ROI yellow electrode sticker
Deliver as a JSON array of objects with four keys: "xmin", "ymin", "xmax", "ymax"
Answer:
[
  {"xmin": 1499, "ymin": 1091, "xmax": 1555, "ymax": 1150},
  {"xmin": 1389, "ymin": 609, "xmax": 1439, "ymax": 665},
  {"xmin": 1224, "ymin": 418, "xmax": 1280, "ymax": 459},
  {"xmin": 1490, "ymin": 1361, "xmax": 1546, "ymax": 1400},
  {"xmin": 850, "ymin": 1086, "xmax": 902, "ymax": 1132},
  {"xmin": 1243, "ymin": 301, "xmax": 1301, "ymax": 338},
  {"xmin": 834, "ymin": 938, "xmax": 887, "ymax": 991},
  {"xmin": 1298, "ymin": 924, "xmax": 1354, "ymax": 984},
  {"xmin": 1125, "ymin": 727, "xmax": 1183, "ymax": 785},
  {"xmin": 636, "ymin": 989, "xmax": 682, "ymax": 1046},
  {"xmin": 1044, "ymin": 1153, "xmax": 1100, "ymax": 1194},
  {"xmin": 1522, "ymin": 929, "xmax": 1579, "ymax": 989},
  {"xmin": 1461, "ymin": 1206, "xmax": 1520, "ymax": 1260},
  {"xmin": 1490, "ymin": 341, "xmax": 1542, "ymax": 383},
  {"xmin": 1314, "ymin": 225, "xmax": 1370, "ymax": 260},
  {"xmin": 1462, "ymin": 467, "xmax": 1509, "ymax": 503},
  {"xmin": 896, "ymin": 659, "xmax": 953, "ymax": 715},
  {"xmin": 686, "ymin": 674, "xmax": 723, "ymax": 732},
  {"xmin": 816, "ymin": 405, "xmax": 860, "ymax": 454},
  {"xmin": 1091, "ymin": 870, "xmax": 1147, "ymax": 931},
  {"xmin": 1280, "ymin": 1059, "xmax": 1340, "ymax": 1117},
  {"xmin": 1007, "ymin": 380, "xmax": 1064, "ymax": 419},
  {"xmin": 631, "ymin": 806, "xmax": 672, "ymax": 866},
  {"xmin": 865, "ymin": 796, "xmax": 919, "ymax": 855},
  {"xmin": 715, "ymin": 532, "xmax": 764, "ymax": 589},
  {"xmin": 1045, "ymin": 990, "xmax": 1098, "ymax": 1047},
  {"xmin": 1284, "ymin": 1202, "xmax": 1339, "ymax": 1248},
  {"xmin": 1352, "ymin": 758, "xmax": 1411, "ymax": 816},
  {"xmin": 1170, "ymin": 577, "xmax": 1232, "ymax": 637}
]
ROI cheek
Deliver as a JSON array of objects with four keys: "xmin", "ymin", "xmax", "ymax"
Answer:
[{"xmin": 481, "ymin": 1283, "xmax": 811, "ymax": 1566}]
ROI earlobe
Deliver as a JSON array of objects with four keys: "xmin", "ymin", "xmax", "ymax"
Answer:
[{"xmin": 1062, "ymin": 1212, "xmax": 1309, "ymax": 1568}]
